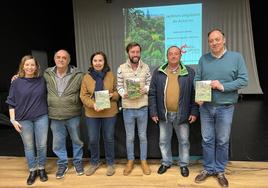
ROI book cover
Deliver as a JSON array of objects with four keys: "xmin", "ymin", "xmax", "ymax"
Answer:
[
  {"xmin": 126, "ymin": 79, "xmax": 141, "ymax": 99},
  {"xmin": 95, "ymin": 90, "xmax": 111, "ymax": 109},
  {"xmin": 195, "ymin": 80, "xmax": 212, "ymax": 102}
]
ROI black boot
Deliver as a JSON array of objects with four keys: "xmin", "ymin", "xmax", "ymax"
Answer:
[
  {"xmin": 39, "ymin": 169, "xmax": 48, "ymax": 182},
  {"xmin": 27, "ymin": 170, "xmax": 38, "ymax": 185}
]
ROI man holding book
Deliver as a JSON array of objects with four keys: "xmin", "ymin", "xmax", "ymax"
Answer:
[
  {"xmin": 117, "ymin": 42, "xmax": 152, "ymax": 175},
  {"xmin": 148, "ymin": 46, "xmax": 198, "ymax": 177},
  {"xmin": 194, "ymin": 29, "xmax": 248, "ymax": 188}
]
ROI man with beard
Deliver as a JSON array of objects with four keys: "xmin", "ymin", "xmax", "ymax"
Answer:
[{"xmin": 117, "ymin": 42, "xmax": 151, "ymax": 176}]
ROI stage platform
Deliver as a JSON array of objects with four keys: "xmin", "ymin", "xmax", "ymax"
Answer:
[{"xmin": 0, "ymin": 157, "xmax": 267, "ymax": 188}]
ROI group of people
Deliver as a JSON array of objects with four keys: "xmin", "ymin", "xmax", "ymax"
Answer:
[{"xmin": 6, "ymin": 29, "xmax": 248, "ymax": 188}]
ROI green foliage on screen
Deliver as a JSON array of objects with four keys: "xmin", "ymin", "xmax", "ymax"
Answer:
[{"xmin": 125, "ymin": 8, "xmax": 165, "ymax": 69}]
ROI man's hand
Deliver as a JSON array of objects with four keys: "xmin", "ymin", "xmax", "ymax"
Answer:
[
  {"xmin": 140, "ymin": 87, "xmax": 147, "ymax": 95},
  {"xmin": 122, "ymin": 93, "xmax": 128, "ymax": 99},
  {"xmin": 196, "ymin": 101, "xmax": 204, "ymax": 106},
  {"xmin": 11, "ymin": 74, "xmax": 19, "ymax": 82},
  {"xmin": 211, "ymin": 80, "xmax": 224, "ymax": 91},
  {"xmin": 188, "ymin": 115, "xmax": 197, "ymax": 124},
  {"xmin": 151, "ymin": 116, "xmax": 159, "ymax": 124}
]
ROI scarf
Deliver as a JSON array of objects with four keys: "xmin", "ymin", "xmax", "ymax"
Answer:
[{"xmin": 89, "ymin": 66, "xmax": 110, "ymax": 92}]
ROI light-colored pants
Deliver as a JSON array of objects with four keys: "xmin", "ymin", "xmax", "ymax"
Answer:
[
  {"xmin": 159, "ymin": 112, "xmax": 190, "ymax": 167},
  {"xmin": 123, "ymin": 106, "xmax": 148, "ymax": 160}
]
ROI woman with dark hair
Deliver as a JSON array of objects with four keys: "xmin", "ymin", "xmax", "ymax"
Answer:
[
  {"xmin": 80, "ymin": 51, "xmax": 119, "ymax": 176},
  {"xmin": 6, "ymin": 55, "xmax": 49, "ymax": 185}
]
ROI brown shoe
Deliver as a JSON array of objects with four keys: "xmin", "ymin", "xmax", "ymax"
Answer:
[
  {"xmin": 216, "ymin": 173, "xmax": 229, "ymax": 187},
  {"xmin": 123, "ymin": 160, "xmax": 134, "ymax": 176},
  {"xmin": 195, "ymin": 170, "xmax": 212, "ymax": 183},
  {"xmin": 141, "ymin": 160, "xmax": 151, "ymax": 175}
]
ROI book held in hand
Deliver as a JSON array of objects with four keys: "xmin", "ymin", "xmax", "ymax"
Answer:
[
  {"xmin": 126, "ymin": 79, "xmax": 141, "ymax": 99},
  {"xmin": 95, "ymin": 90, "xmax": 111, "ymax": 109},
  {"xmin": 195, "ymin": 80, "xmax": 212, "ymax": 102}
]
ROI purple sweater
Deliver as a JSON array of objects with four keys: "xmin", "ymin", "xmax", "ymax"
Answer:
[{"xmin": 6, "ymin": 77, "xmax": 48, "ymax": 121}]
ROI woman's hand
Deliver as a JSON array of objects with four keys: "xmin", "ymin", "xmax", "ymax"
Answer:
[
  {"xmin": 12, "ymin": 120, "xmax": 22, "ymax": 133},
  {"xmin": 93, "ymin": 103, "xmax": 103, "ymax": 112}
]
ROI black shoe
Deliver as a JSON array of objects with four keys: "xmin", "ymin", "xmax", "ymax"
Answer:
[
  {"xmin": 216, "ymin": 173, "xmax": 229, "ymax": 187},
  {"xmin": 157, "ymin": 164, "xmax": 171, "ymax": 174},
  {"xmin": 195, "ymin": 170, "xmax": 212, "ymax": 183},
  {"xmin": 27, "ymin": 170, "xmax": 38, "ymax": 185},
  {"xmin": 180, "ymin": 166, "xmax": 189, "ymax": 177},
  {"xmin": 39, "ymin": 169, "xmax": 48, "ymax": 182}
]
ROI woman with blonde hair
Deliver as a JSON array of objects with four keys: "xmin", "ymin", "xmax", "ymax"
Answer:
[{"xmin": 6, "ymin": 55, "xmax": 49, "ymax": 185}]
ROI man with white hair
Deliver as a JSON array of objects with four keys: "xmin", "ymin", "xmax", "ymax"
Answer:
[{"xmin": 43, "ymin": 49, "xmax": 84, "ymax": 179}]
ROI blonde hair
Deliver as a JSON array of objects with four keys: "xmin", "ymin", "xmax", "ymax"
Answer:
[{"xmin": 18, "ymin": 55, "xmax": 40, "ymax": 78}]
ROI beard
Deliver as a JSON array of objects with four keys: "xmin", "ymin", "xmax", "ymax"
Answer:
[{"xmin": 129, "ymin": 56, "xmax": 140, "ymax": 64}]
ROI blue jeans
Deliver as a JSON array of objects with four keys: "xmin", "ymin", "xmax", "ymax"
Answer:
[
  {"xmin": 86, "ymin": 116, "xmax": 116, "ymax": 165},
  {"xmin": 50, "ymin": 116, "xmax": 83, "ymax": 167},
  {"xmin": 200, "ymin": 103, "xmax": 234, "ymax": 173},
  {"xmin": 123, "ymin": 106, "xmax": 148, "ymax": 160},
  {"xmin": 159, "ymin": 112, "xmax": 190, "ymax": 167},
  {"xmin": 19, "ymin": 114, "xmax": 49, "ymax": 171}
]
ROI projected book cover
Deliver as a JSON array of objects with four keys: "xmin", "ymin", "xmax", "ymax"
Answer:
[
  {"xmin": 95, "ymin": 90, "xmax": 111, "ymax": 109},
  {"xmin": 126, "ymin": 79, "xmax": 141, "ymax": 99},
  {"xmin": 124, "ymin": 3, "xmax": 202, "ymax": 68},
  {"xmin": 195, "ymin": 80, "xmax": 212, "ymax": 102}
]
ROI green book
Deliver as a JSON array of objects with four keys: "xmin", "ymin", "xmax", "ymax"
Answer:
[
  {"xmin": 95, "ymin": 90, "xmax": 111, "ymax": 109},
  {"xmin": 195, "ymin": 80, "xmax": 212, "ymax": 102},
  {"xmin": 126, "ymin": 79, "xmax": 141, "ymax": 99}
]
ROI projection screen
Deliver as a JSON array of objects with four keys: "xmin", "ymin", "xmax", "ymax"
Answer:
[{"xmin": 73, "ymin": 0, "xmax": 263, "ymax": 94}]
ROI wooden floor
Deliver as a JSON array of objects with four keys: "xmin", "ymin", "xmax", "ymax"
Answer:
[{"xmin": 0, "ymin": 157, "xmax": 268, "ymax": 188}]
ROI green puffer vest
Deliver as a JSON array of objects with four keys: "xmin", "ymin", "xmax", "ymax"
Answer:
[{"xmin": 43, "ymin": 66, "xmax": 84, "ymax": 120}]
